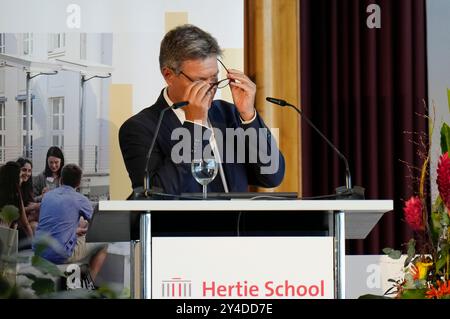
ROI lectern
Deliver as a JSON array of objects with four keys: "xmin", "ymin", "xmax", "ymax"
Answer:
[{"xmin": 87, "ymin": 200, "xmax": 393, "ymax": 299}]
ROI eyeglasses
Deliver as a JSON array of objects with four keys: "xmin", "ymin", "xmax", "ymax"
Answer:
[{"xmin": 179, "ymin": 59, "xmax": 231, "ymax": 89}]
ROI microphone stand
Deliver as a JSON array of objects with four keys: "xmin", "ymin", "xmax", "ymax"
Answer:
[
  {"xmin": 288, "ymin": 102, "xmax": 353, "ymax": 192},
  {"xmin": 139, "ymin": 101, "xmax": 189, "ymax": 199},
  {"xmin": 266, "ymin": 96, "xmax": 364, "ymax": 299},
  {"xmin": 265, "ymin": 97, "xmax": 364, "ymax": 199}
]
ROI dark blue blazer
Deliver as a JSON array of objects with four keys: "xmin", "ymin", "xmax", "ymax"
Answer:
[{"xmin": 119, "ymin": 91, "xmax": 285, "ymax": 196}]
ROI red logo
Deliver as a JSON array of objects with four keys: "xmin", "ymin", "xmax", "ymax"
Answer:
[{"xmin": 162, "ymin": 278, "xmax": 192, "ymax": 297}]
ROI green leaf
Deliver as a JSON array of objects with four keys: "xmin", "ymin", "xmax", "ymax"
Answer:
[
  {"xmin": 404, "ymin": 239, "xmax": 416, "ymax": 267},
  {"xmin": 404, "ymin": 255, "xmax": 414, "ymax": 268},
  {"xmin": 31, "ymin": 278, "xmax": 56, "ymax": 296},
  {"xmin": 18, "ymin": 272, "xmax": 38, "ymax": 281},
  {"xmin": 389, "ymin": 250, "xmax": 402, "ymax": 259},
  {"xmin": 440, "ymin": 122, "xmax": 450, "ymax": 153},
  {"xmin": 95, "ymin": 285, "xmax": 119, "ymax": 299},
  {"xmin": 436, "ymin": 256, "xmax": 447, "ymax": 273},
  {"xmin": 31, "ymin": 255, "xmax": 65, "ymax": 277},
  {"xmin": 399, "ymin": 289, "xmax": 427, "ymax": 299},
  {"xmin": 33, "ymin": 234, "xmax": 65, "ymax": 256},
  {"xmin": 448, "ymin": 88, "xmax": 450, "ymax": 113},
  {"xmin": 431, "ymin": 197, "xmax": 443, "ymax": 243},
  {"xmin": 436, "ymin": 242, "xmax": 449, "ymax": 274},
  {"xmin": 0, "ymin": 205, "xmax": 19, "ymax": 225},
  {"xmin": 442, "ymin": 211, "xmax": 450, "ymax": 226},
  {"xmin": 383, "ymin": 247, "xmax": 402, "ymax": 259},
  {"xmin": 0, "ymin": 277, "xmax": 20, "ymax": 299}
]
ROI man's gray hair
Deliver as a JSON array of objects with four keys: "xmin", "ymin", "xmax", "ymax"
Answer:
[{"xmin": 159, "ymin": 24, "xmax": 223, "ymax": 74}]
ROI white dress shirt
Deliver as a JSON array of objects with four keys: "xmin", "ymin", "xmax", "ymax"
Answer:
[{"xmin": 163, "ymin": 88, "xmax": 258, "ymax": 193}]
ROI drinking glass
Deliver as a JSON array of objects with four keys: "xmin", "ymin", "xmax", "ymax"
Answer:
[{"xmin": 191, "ymin": 158, "xmax": 219, "ymax": 199}]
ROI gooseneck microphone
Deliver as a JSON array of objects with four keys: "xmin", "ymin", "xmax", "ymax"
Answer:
[
  {"xmin": 266, "ymin": 97, "xmax": 354, "ymax": 192},
  {"xmin": 143, "ymin": 101, "xmax": 189, "ymax": 198}
]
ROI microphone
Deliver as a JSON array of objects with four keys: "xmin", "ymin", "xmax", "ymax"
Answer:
[
  {"xmin": 266, "ymin": 97, "xmax": 288, "ymax": 106},
  {"xmin": 141, "ymin": 101, "xmax": 189, "ymax": 198},
  {"xmin": 266, "ymin": 97, "xmax": 363, "ymax": 198}
]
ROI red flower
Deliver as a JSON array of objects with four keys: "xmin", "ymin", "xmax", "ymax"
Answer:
[
  {"xmin": 425, "ymin": 284, "xmax": 442, "ymax": 299},
  {"xmin": 403, "ymin": 196, "xmax": 424, "ymax": 231},
  {"xmin": 425, "ymin": 281, "xmax": 450, "ymax": 299},
  {"xmin": 437, "ymin": 152, "xmax": 450, "ymax": 212}
]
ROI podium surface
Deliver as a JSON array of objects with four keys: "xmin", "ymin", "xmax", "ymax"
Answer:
[
  {"xmin": 94, "ymin": 200, "xmax": 393, "ymax": 239},
  {"xmin": 89, "ymin": 199, "xmax": 393, "ymax": 299}
]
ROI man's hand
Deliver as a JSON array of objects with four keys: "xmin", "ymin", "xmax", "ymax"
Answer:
[
  {"xmin": 227, "ymin": 69, "xmax": 256, "ymax": 121},
  {"xmin": 76, "ymin": 227, "xmax": 88, "ymax": 236},
  {"xmin": 77, "ymin": 218, "xmax": 88, "ymax": 236},
  {"xmin": 183, "ymin": 81, "xmax": 214, "ymax": 125}
]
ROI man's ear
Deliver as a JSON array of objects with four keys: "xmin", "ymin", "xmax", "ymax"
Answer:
[{"xmin": 161, "ymin": 67, "xmax": 175, "ymax": 85}]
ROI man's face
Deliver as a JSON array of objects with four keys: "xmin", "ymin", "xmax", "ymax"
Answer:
[{"xmin": 163, "ymin": 56, "xmax": 219, "ymax": 104}]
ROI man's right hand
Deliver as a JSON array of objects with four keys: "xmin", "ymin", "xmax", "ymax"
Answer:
[{"xmin": 183, "ymin": 81, "xmax": 214, "ymax": 124}]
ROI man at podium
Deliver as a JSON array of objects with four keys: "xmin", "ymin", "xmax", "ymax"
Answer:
[{"xmin": 119, "ymin": 24, "xmax": 285, "ymax": 199}]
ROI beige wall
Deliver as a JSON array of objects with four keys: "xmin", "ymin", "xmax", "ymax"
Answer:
[{"xmin": 109, "ymin": 84, "xmax": 133, "ymax": 199}]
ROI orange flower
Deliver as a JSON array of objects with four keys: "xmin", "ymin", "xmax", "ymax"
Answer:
[
  {"xmin": 426, "ymin": 285, "xmax": 441, "ymax": 299},
  {"xmin": 439, "ymin": 280, "xmax": 450, "ymax": 295},
  {"xmin": 425, "ymin": 280, "xmax": 450, "ymax": 299}
]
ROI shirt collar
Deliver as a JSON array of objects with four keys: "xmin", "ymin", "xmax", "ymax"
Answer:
[
  {"xmin": 163, "ymin": 87, "xmax": 185, "ymax": 124},
  {"xmin": 163, "ymin": 87, "xmax": 174, "ymax": 106},
  {"xmin": 60, "ymin": 185, "xmax": 75, "ymax": 191}
]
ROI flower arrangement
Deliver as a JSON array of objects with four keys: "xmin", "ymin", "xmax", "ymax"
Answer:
[{"xmin": 383, "ymin": 120, "xmax": 450, "ymax": 299}]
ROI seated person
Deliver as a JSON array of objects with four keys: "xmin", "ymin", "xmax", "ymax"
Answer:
[
  {"xmin": 17, "ymin": 158, "xmax": 40, "ymax": 234},
  {"xmin": 0, "ymin": 161, "xmax": 33, "ymax": 240},
  {"xmin": 33, "ymin": 164, "xmax": 107, "ymax": 282},
  {"xmin": 33, "ymin": 146, "xmax": 64, "ymax": 202}
]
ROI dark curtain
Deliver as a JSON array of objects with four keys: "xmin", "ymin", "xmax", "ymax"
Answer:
[{"xmin": 300, "ymin": 0, "xmax": 429, "ymax": 254}]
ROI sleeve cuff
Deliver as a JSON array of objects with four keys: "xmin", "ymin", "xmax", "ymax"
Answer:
[
  {"xmin": 239, "ymin": 109, "xmax": 257, "ymax": 124},
  {"xmin": 184, "ymin": 119, "xmax": 210, "ymax": 130}
]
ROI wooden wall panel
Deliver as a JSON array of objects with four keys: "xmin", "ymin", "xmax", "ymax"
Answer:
[{"xmin": 245, "ymin": 0, "xmax": 301, "ymax": 194}]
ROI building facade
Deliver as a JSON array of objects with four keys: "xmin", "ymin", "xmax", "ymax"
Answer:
[{"xmin": 0, "ymin": 32, "xmax": 111, "ymax": 199}]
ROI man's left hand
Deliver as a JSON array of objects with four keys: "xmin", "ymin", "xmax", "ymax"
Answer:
[{"xmin": 227, "ymin": 69, "xmax": 256, "ymax": 121}]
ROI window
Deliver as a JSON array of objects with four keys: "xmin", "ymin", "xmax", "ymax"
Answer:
[
  {"xmin": 48, "ymin": 33, "xmax": 66, "ymax": 53},
  {"xmin": 0, "ymin": 102, "xmax": 5, "ymax": 131},
  {"xmin": 50, "ymin": 97, "xmax": 64, "ymax": 148},
  {"xmin": 51, "ymin": 98, "xmax": 64, "ymax": 130},
  {"xmin": 21, "ymin": 101, "xmax": 33, "ymax": 157},
  {"xmin": 0, "ymin": 70, "xmax": 4, "ymax": 93},
  {"xmin": 21, "ymin": 101, "xmax": 33, "ymax": 131},
  {"xmin": 0, "ymin": 33, "xmax": 5, "ymax": 53},
  {"xmin": 52, "ymin": 135, "xmax": 64, "ymax": 148},
  {"xmin": 0, "ymin": 103, "xmax": 5, "ymax": 163},
  {"xmin": 23, "ymin": 33, "xmax": 33, "ymax": 55},
  {"xmin": 0, "ymin": 135, "xmax": 5, "ymax": 164}
]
